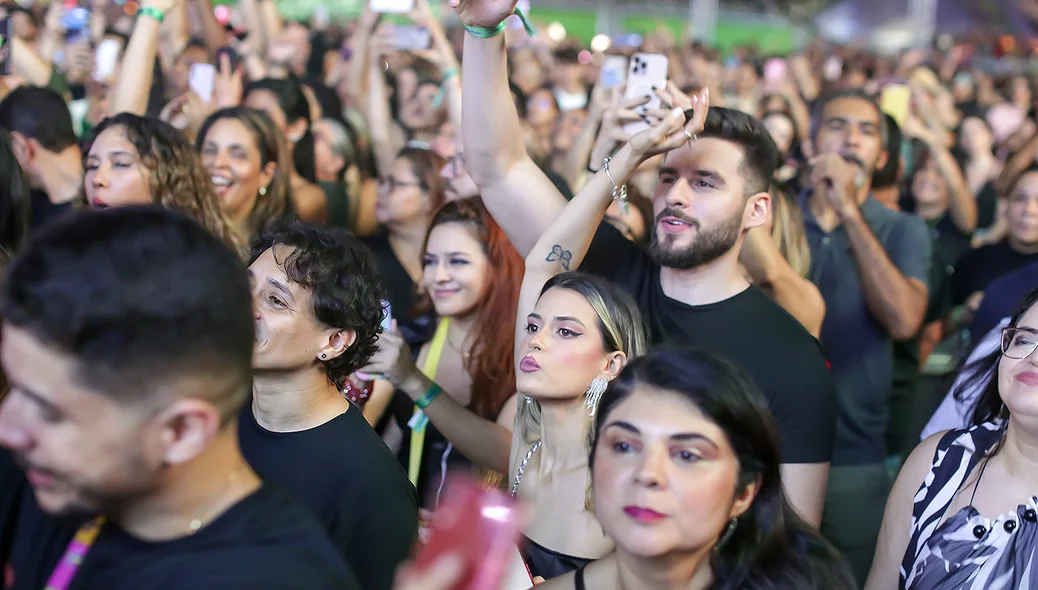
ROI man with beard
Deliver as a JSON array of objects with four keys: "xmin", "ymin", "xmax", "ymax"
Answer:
[
  {"xmin": 458, "ymin": 22, "xmax": 834, "ymax": 528},
  {"xmin": 802, "ymin": 90, "xmax": 931, "ymax": 585}
]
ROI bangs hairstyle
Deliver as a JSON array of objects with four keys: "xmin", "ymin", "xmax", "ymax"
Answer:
[
  {"xmin": 516, "ymin": 272, "xmax": 649, "ymax": 446},
  {"xmin": 698, "ymin": 107, "xmax": 779, "ymax": 196},
  {"xmin": 88, "ymin": 114, "xmax": 242, "ymax": 253},
  {"xmin": 421, "ymin": 198, "xmax": 524, "ymax": 420},
  {"xmin": 590, "ymin": 347, "xmax": 855, "ymax": 589},
  {"xmin": 1, "ymin": 207, "xmax": 255, "ymax": 422},
  {"xmin": 197, "ymin": 107, "xmax": 296, "ymax": 239},
  {"xmin": 249, "ymin": 221, "xmax": 387, "ymax": 388}
]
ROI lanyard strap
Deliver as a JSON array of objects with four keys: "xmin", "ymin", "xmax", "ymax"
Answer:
[
  {"xmin": 408, "ymin": 318, "xmax": 451, "ymax": 487},
  {"xmin": 44, "ymin": 517, "xmax": 105, "ymax": 590}
]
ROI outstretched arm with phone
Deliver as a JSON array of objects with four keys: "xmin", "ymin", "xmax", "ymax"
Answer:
[{"xmin": 453, "ymin": 0, "xmax": 567, "ymax": 257}]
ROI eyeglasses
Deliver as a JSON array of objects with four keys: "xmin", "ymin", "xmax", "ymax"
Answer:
[
  {"xmin": 378, "ymin": 176, "xmax": 423, "ymax": 191},
  {"xmin": 1001, "ymin": 327, "xmax": 1038, "ymax": 360}
]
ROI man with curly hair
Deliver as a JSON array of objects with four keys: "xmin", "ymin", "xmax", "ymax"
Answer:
[{"xmin": 238, "ymin": 220, "xmax": 418, "ymax": 590}]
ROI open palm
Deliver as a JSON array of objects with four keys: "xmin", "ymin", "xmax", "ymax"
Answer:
[{"xmin": 447, "ymin": 0, "xmax": 517, "ymax": 29}]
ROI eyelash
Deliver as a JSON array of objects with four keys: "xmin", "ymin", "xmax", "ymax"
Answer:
[{"xmin": 268, "ymin": 295, "xmax": 285, "ymax": 308}]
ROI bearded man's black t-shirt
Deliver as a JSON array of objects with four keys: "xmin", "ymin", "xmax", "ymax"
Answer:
[
  {"xmin": 580, "ymin": 223, "xmax": 836, "ymax": 464},
  {"xmin": 0, "ymin": 449, "xmax": 360, "ymax": 590}
]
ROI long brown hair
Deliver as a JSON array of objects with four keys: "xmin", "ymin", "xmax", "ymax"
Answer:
[
  {"xmin": 197, "ymin": 107, "xmax": 295, "ymax": 241},
  {"xmin": 396, "ymin": 147, "xmax": 446, "ymax": 216},
  {"xmin": 88, "ymin": 114, "xmax": 242, "ymax": 252},
  {"xmin": 422, "ymin": 198, "xmax": 523, "ymax": 420}
]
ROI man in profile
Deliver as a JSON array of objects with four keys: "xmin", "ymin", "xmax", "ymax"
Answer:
[{"xmin": 0, "ymin": 206, "xmax": 359, "ymax": 589}]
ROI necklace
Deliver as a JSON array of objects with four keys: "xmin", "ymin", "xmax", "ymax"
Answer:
[
  {"xmin": 188, "ymin": 466, "xmax": 245, "ymax": 533},
  {"xmin": 510, "ymin": 440, "xmax": 542, "ymax": 498},
  {"xmin": 446, "ymin": 329, "xmax": 472, "ymax": 360}
]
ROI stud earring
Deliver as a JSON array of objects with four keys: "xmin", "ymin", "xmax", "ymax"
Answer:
[
  {"xmin": 319, "ymin": 353, "xmax": 327, "ymax": 360},
  {"xmin": 258, "ymin": 186, "xmax": 268, "ymax": 196}
]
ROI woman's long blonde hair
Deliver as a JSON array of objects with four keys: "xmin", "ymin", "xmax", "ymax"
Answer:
[{"xmin": 770, "ymin": 185, "xmax": 811, "ymax": 278}]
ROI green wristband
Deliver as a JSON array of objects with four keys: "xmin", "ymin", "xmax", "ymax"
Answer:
[
  {"xmin": 464, "ymin": 7, "xmax": 534, "ymax": 39},
  {"xmin": 415, "ymin": 382, "xmax": 443, "ymax": 409},
  {"xmin": 442, "ymin": 67, "xmax": 460, "ymax": 82},
  {"xmin": 138, "ymin": 7, "xmax": 165, "ymax": 23}
]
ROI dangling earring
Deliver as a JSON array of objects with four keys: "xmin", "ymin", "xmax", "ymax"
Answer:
[
  {"xmin": 585, "ymin": 377, "xmax": 608, "ymax": 417},
  {"xmin": 714, "ymin": 518, "xmax": 738, "ymax": 551},
  {"xmin": 258, "ymin": 186, "xmax": 268, "ymax": 196}
]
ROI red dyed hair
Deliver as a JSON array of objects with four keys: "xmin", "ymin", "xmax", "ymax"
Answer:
[{"xmin": 421, "ymin": 198, "xmax": 524, "ymax": 420}]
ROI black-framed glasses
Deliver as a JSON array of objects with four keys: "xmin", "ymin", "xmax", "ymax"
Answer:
[
  {"xmin": 1002, "ymin": 327, "xmax": 1038, "ymax": 360},
  {"xmin": 378, "ymin": 176, "xmax": 423, "ymax": 192}
]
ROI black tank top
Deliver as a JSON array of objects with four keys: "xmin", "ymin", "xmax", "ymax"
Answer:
[{"xmin": 520, "ymin": 535, "xmax": 593, "ymax": 580}]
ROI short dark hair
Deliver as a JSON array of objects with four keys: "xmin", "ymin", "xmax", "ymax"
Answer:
[
  {"xmin": 0, "ymin": 87, "xmax": 78, "ymax": 153},
  {"xmin": 248, "ymin": 221, "xmax": 386, "ymax": 387},
  {"xmin": 810, "ymin": 89, "xmax": 889, "ymax": 146},
  {"xmin": 1, "ymin": 207, "xmax": 254, "ymax": 418},
  {"xmin": 699, "ymin": 107, "xmax": 778, "ymax": 196},
  {"xmin": 872, "ymin": 113, "xmax": 902, "ymax": 190}
]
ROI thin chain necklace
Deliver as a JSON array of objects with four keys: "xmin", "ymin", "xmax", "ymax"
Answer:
[{"xmin": 510, "ymin": 440, "xmax": 542, "ymax": 498}]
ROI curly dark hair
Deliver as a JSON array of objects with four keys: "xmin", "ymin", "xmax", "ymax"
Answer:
[
  {"xmin": 248, "ymin": 221, "xmax": 387, "ymax": 387},
  {"xmin": 88, "ymin": 114, "xmax": 242, "ymax": 253}
]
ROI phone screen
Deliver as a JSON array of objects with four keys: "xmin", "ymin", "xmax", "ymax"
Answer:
[
  {"xmin": 600, "ymin": 56, "xmax": 628, "ymax": 89},
  {"xmin": 380, "ymin": 300, "xmax": 393, "ymax": 331},
  {"xmin": 393, "ymin": 25, "xmax": 430, "ymax": 51},
  {"xmin": 369, "ymin": 0, "xmax": 415, "ymax": 14},
  {"xmin": 94, "ymin": 38, "xmax": 120, "ymax": 82},
  {"xmin": 0, "ymin": 18, "xmax": 10, "ymax": 76},
  {"xmin": 764, "ymin": 58, "xmax": 786, "ymax": 83},
  {"xmin": 189, "ymin": 63, "xmax": 216, "ymax": 103}
]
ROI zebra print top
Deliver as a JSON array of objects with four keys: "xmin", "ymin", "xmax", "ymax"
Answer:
[{"xmin": 900, "ymin": 421, "xmax": 1038, "ymax": 589}]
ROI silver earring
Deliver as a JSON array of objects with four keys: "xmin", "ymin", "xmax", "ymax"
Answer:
[
  {"xmin": 258, "ymin": 186, "xmax": 268, "ymax": 196},
  {"xmin": 523, "ymin": 394, "xmax": 533, "ymax": 405},
  {"xmin": 715, "ymin": 518, "xmax": 737, "ymax": 551},
  {"xmin": 319, "ymin": 353, "xmax": 327, "ymax": 360},
  {"xmin": 585, "ymin": 377, "xmax": 608, "ymax": 417}
]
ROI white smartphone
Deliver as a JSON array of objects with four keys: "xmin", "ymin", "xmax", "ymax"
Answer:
[
  {"xmin": 370, "ymin": 0, "xmax": 414, "ymax": 14},
  {"xmin": 393, "ymin": 25, "xmax": 431, "ymax": 51},
  {"xmin": 93, "ymin": 38, "xmax": 120, "ymax": 82},
  {"xmin": 824, "ymin": 56, "xmax": 843, "ymax": 82},
  {"xmin": 312, "ymin": 4, "xmax": 329, "ymax": 29},
  {"xmin": 600, "ymin": 55, "xmax": 628, "ymax": 89},
  {"xmin": 189, "ymin": 63, "xmax": 216, "ymax": 103},
  {"xmin": 622, "ymin": 53, "xmax": 669, "ymax": 136}
]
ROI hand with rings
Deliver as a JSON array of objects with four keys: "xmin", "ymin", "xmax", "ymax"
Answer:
[{"xmin": 626, "ymin": 87, "xmax": 710, "ymax": 160}]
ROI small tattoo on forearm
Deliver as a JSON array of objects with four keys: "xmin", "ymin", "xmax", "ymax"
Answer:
[{"xmin": 546, "ymin": 245, "xmax": 573, "ymax": 270}]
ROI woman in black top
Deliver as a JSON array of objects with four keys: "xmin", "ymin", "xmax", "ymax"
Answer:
[{"xmin": 539, "ymin": 347, "xmax": 856, "ymax": 590}]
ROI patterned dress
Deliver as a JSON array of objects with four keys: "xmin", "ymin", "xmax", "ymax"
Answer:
[{"xmin": 900, "ymin": 421, "xmax": 1038, "ymax": 589}]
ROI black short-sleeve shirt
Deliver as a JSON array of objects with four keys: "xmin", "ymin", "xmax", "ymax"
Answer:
[
  {"xmin": 239, "ymin": 404, "xmax": 419, "ymax": 590},
  {"xmin": 0, "ymin": 448, "xmax": 361, "ymax": 590},
  {"xmin": 951, "ymin": 241, "xmax": 1038, "ymax": 306},
  {"xmin": 580, "ymin": 223, "xmax": 836, "ymax": 464}
]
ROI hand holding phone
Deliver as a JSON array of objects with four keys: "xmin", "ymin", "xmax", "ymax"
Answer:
[
  {"xmin": 622, "ymin": 53, "xmax": 669, "ymax": 136},
  {"xmin": 94, "ymin": 38, "xmax": 120, "ymax": 82},
  {"xmin": 392, "ymin": 25, "xmax": 431, "ymax": 51},
  {"xmin": 600, "ymin": 55, "xmax": 628, "ymax": 90},
  {"xmin": 370, "ymin": 0, "xmax": 415, "ymax": 14},
  {"xmin": 413, "ymin": 475, "xmax": 528, "ymax": 590},
  {"xmin": 189, "ymin": 63, "xmax": 216, "ymax": 103}
]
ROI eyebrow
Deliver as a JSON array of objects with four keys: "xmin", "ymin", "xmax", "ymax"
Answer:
[
  {"xmin": 604, "ymin": 421, "xmax": 720, "ymax": 449},
  {"xmin": 9, "ymin": 379, "xmax": 61, "ymax": 416},
  {"xmin": 526, "ymin": 313, "xmax": 587, "ymax": 327},
  {"xmin": 267, "ymin": 278, "xmax": 295, "ymax": 302},
  {"xmin": 659, "ymin": 166, "xmax": 725, "ymax": 184}
]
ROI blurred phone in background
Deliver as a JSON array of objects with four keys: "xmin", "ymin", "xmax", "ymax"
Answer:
[
  {"xmin": 392, "ymin": 25, "xmax": 430, "ymax": 51},
  {"xmin": 599, "ymin": 55, "xmax": 628, "ymax": 89},
  {"xmin": 380, "ymin": 300, "xmax": 393, "ymax": 331},
  {"xmin": 763, "ymin": 58, "xmax": 786, "ymax": 84},
  {"xmin": 189, "ymin": 63, "xmax": 216, "ymax": 103},
  {"xmin": 61, "ymin": 6, "xmax": 89, "ymax": 41},
  {"xmin": 622, "ymin": 53, "xmax": 668, "ymax": 136},
  {"xmin": 824, "ymin": 56, "xmax": 843, "ymax": 82},
  {"xmin": 0, "ymin": 18, "xmax": 11, "ymax": 76},
  {"xmin": 880, "ymin": 84, "xmax": 911, "ymax": 127},
  {"xmin": 369, "ymin": 0, "xmax": 414, "ymax": 14},
  {"xmin": 93, "ymin": 38, "xmax": 120, "ymax": 81},
  {"xmin": 413, "ymin": 475, "xmax": 528, "ymax": 590}
]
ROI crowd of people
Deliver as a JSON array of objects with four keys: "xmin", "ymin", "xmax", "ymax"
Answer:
[{"xmin": 0, "ymin": 0, "xmax": 1035, "ymax": 587}]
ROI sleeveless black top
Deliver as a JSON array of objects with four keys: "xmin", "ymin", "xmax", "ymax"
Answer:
[{"xmin": 520, "ymin": 535, "xmax": 593, "ymax": 581}]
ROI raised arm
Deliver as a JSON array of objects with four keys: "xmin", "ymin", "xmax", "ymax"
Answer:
[
  {"xmin": 110, "ymin": 0, "xmax": 176, "ymax": 116},
  {"xmin": 451, "ymin": 0, "xmax": 566, "ymax": 256},
  {"xmin": 740, "ymin": 226, "xmax": 826, "ymax": 338}
]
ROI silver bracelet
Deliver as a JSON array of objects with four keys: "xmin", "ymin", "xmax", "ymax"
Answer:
[{"xmin": 601, "ymin": 156, "xmax": 628, "ymax": 214}]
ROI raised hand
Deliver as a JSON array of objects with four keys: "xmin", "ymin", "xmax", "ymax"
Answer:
[
  {"xmin": 808, "ymin": 152, "xmax": 861, "ymax": 219},
  {"xmin": 140, "ymin": 0, "xmax": 179, "ymax": 18},
  {"xmin": 213, "ymin": 52, "xmax": 243, "ymax": 109},
  {"xmin": 447, "ymin": 0, "xmax": 518, "ymax": 30},
  {"xmin": 627, "ymin": 87, "xmax": 709, "ymax": 160}
]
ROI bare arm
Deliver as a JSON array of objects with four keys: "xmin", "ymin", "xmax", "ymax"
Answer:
[
  {"xmin": 365, "ymin": 47, "xmax": 404, "ymax": 175},
  {"xmin": 560, "ymin": 86, "xmax": 610, "ymax": 192},
  {"xmin": 844, "ymin": 213, "xmax": 929, "ymax": 340},
  {"xmin": 780, "ymin": 463, "xmax": 828, "ymax": 527},
  {"xmin": 110, "ymin": 6, "xmax": 169, "ymax": 116},
  {"xmin": 741, "ymin": 226, "xmax": 825, "ymax": 338},
  {"xmin": 995, "ymin": 128, "xmax": 1038, "ymax": 196},
  {"xmin": 460, "ymin": 31, "xmax": 565, "ymax": 256},
  {"xmin": 11, "ymin": 37, "xmax": 55, "ymax": 87},
  {"xmin": 865, "ymin": 432, "xmax": 944, "ymax": 590},
  {"xmin": 190, "ymin": 0, "xmax": 227, "ymax": 54},
  {"xmin": 928, "ymin": 138, "xmax": 977, "ymax": 233}
]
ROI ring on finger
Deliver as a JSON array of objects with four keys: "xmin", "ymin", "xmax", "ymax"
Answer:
[{"xmin": 684, "ymin": 128, "xmax": 696, "ymax": 146}]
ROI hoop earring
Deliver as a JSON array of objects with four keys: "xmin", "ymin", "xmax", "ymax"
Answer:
[
  {"xmin": 585, "ymin": 377, "xmax": 608, "ymax": 417},
  {"xmin": 715, "ymin": 518, "xmax": 738, "ymax": 551}
]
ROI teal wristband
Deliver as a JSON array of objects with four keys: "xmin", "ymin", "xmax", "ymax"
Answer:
[
  {"xmin": 441, "ymin": 67, "xmax": 460, "ymax": 82},
  {"xmin": 415, "ymin": 382, "xmax": 443, "ymax": 409},
  {"xmin": 464, "ymin": 7, "xmax": 534, "ymax": 39},
  {"xmin": 137, "ymin": 7, "xmax": 165, "ymax": 23}
]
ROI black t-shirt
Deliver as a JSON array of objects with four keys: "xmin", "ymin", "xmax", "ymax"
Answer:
[
  {"xmin": 581, "ymin": 223, "xmax": 836, "ymax": 464},
  {"xmin": 951, "ymin": 241, "xmax": 1038, "ymax": 306},
  {"xmin": 0, "ymin": 450, "xmax": 360, "ymax": 590},
  {"xmin": 29, "ymin": 190, "xmax": 72, "ymax": 231},
  {"xmin": 361, "ymin": 231, "xmax": 434, "ymax": 346},
  {"xmin": 239, "ymin": 404, "xmax": 418, "ymax": 590}
]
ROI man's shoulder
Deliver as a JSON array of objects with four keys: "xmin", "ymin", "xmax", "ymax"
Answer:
[{"xmin": 708, "ymin": 289, "xmax": 830, "ymax": 367}]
